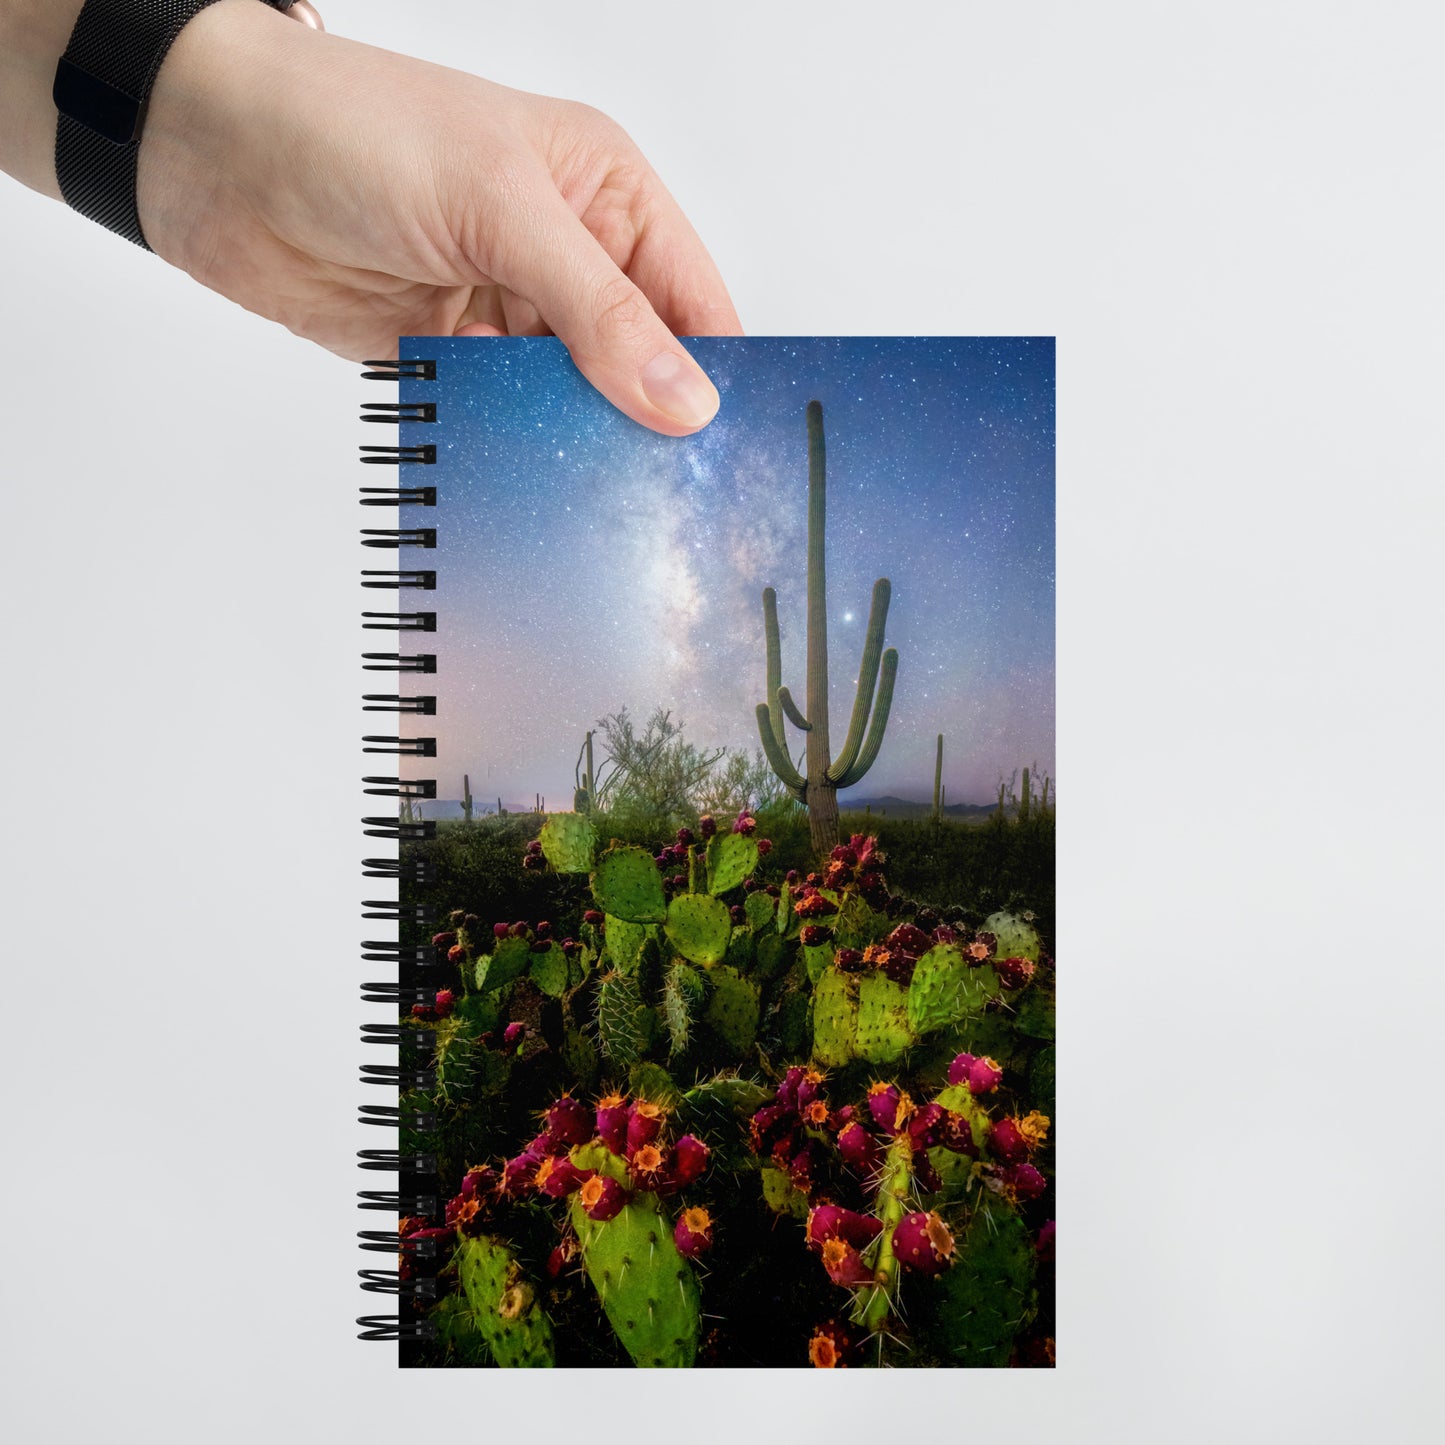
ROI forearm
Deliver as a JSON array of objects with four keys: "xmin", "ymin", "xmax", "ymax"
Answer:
[{"xmin": 0, "ymin": 0, "xmax": 85, "ymax": 197}]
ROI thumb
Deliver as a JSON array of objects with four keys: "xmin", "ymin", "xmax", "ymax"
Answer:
[{"xmin": 491, "ymin": 190, "xmax": 722, "ymax": 436}]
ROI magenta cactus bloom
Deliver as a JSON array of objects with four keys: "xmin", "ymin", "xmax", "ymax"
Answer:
[
  {"xmin": 820, "ymin": 1237, "xmax": 877, "ymax": 1288},
  {"xmin": 866, "ymin": 1081, "xmax": 908, "ymax": 1134},
  {"xmin": 995, "ymin": 955, "xmax": 1037, "ymax": 989},
  {"xmin": 806, "ymin": 1204, "xmax": 882, "ymax": 1254},
  {"xmin": 595, "ymin": 1092, "xmax": 629, "ymax": 1154},
  {"xmin": 799, "ymin": 924, "xmax": 830, "ymax": 947},
  {"xmin": 535, "ymin": 1156, "xmax": 589, "ymax": 1199},
  {"xmin": 966, "ymin": 1056, "xmax": 1005, "ymax": 1095},
  {"xmin": 458, "ymin": 1165, "xmax": 498, "ymax": 1201},
  {"xmin": 577, "ymin": 1173, "xmax": 627, "ymax": 1222},
  {"xmin": 834, "ymin": 947, "xmax": 863, "ymax": 971},
  {"xmin": 675, "ymin": 826, "xmax": 695, "ymax": 847},
  {"xmin": 794, "ymin": 1067, "xmax": 826, "ymax": 1110},
  {"xmin": 628, "ymin": 1142, "xmax": 669, "ymax": 1191},
  {"xmin": 830, "ymin": 844, "xmax": 859, "ymax": 866},
  {"xmin": 560, "ymin": 937, "xmax": 579, "ymax": 956},
  {"xmin": 446, "ymin": 944, "xmax": 466, "ymax": 967},
  {"xmin": 757, "ymin": 837, "xmax": 773, "ymax": 855},
  {"xmin": 907, "ymin": 1101, "xmax": 945, "ymax": 1149},
  {"xmin": 884, "ymin": 922, "xmax": 933, "ymax": 959},
  {"xmin": 493, "ymin": 921, "xmax": 511, "ymax": 940},
  {"xmin": 625, "ymin": 1099, "xmax": 667, "ymax": 1155},
  {"xmin": 892, "ymin": 1211, "xmax": 956, "ymax": 1276},
  {"xmin": 731, "ymin": 905, "xmax": 748, "ymax": 925},
  {"xmin": 794, "ymin": 892, "xmax": 839, "ymax": 919},
  {"xmin": 1005, "ymin": 1163, "xmax": 1048, "ymax": 1201},
  {"xmin": 433, "ymin": 989, "xmax": 456, "ymax": 1019},
  {"xmin": 583, "ymin": 909, "xmax": 604, "ymax": 926},
  {"xmin": 698, "ymin": 814, "xmax": 717, "ymax": 839},
  {"xmin": 674, "ymin": 1206, "xmax": 714, "ymax": 1259},
  {"xmin": 989, "ymin": 1116, "xmax": 1030, "ymax": 1163},
  {"xmin": 543, "ymin": 1096, "xmax": 593, "ymax": 1149},
  {"xmin": 502, "ymin": 1021, "xmax": 526, "ymax": 1048},
  {"xmin": 733, "ymin": 811, "xmax": 757, "ymax": 835},
  {"xmin": 787, "ymin": 1141, "xmax": 820, "ymax": 1191},
  {"xmin": 521, "ymin": 850, "xmax": 544, "ymax": 867},
  {"xmin": 431, "ymin": 930, "xmax": 457, "ymax": 950},
  {"xmin": 534, "ymin": 920, "xmax": 552, "ymax": 940},
  {"xmin": 808, "ymin": 1318, "xmax": 857, "ymax": 1368},
  {"xmin": 748, "ymin": 1100, "xmax": 794, "ymax": 1154},
  {"xmin": 499, "ymin": 1152, "xmax": 541, "ymax": 1197},
  {"xmin": 671, "ymin": 1134, "xmax": 710, "ymax": 1188},
  {"xmin": 525, "ymin": 838, "xmax": 542, "ymax": 855},
  {"xmin": 775, "ymin": 1067, "xmax": 806, "ymax": 1111},
  {"xmin": 545, "ymin": 1237, "xmax": 579, "ymax": 1278},
  {"xmin": 835, "ymin": 1122, "xmax": 876, "ymax": 1173},
  {"xmin": 785, "ymin": 868, "xmax": 800, "ymax": 885},
  {"xmin": 508, "ymin": 920, "xmax": 529, "ymax": 938}
]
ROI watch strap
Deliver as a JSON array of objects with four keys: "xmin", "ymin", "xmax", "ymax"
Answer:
[{"xmin": 54, "ymin": 0, "xmax": 295, "ymax": 251}]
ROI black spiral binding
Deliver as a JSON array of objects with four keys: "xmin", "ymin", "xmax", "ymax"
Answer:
[{"xmin": 357, "ymin": 357, "xmax": 440, "ymax": 1349}]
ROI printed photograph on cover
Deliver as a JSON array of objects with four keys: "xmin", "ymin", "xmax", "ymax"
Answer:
[{"xmin": 393, "ymin": 335, "xmax": 1055, "ymax": 1367}]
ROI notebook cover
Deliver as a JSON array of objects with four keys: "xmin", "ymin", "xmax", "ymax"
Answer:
[{"xmin": 377, "ymin": 335, "xmax": 1054, "ymax": 1367}]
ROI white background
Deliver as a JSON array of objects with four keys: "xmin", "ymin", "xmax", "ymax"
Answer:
[{"xmin": 2, "ymin": 1, "xmax": 1442, "ymax": 1439}]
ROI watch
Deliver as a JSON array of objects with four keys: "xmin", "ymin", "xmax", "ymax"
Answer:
[{"xmin": 53, "ymin": 0, "xmax": 323, "ymax": 251}]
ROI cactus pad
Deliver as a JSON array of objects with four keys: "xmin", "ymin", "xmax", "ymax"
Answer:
[
  {"xmin": 908, "ymin": 945, "xmax": 1000, "ymax": 1035},
  {"xmin": 856, "ymin": 972, "xmax": 913, "ymax": 1063},
  {"xmin": 528, "ymin": 943, "xmax": 569, "ymax": 998},
  {"xmin": 934, "ymin": 1083, "xmax": 994, "ymax": 1153},
  {"xmin": 592, "ymin": 844, "xmax": 667, "ymax": 923},
  {"xmin": 744, "ymin": 889, "xmax": 776, "ymax": 932},
  {"xmin": 569, "ymin": 1190, "xmax": 700, "ymax": 1366},
  {"xmin": 982, "ymin": 910, "xmax": 1042, "ymax": 963},
  {"xmin": 456, "ymin": 1236, "xmax": 556, "ymax": 1367},
  {"xmin": 803, "ymin": 941, "xmax": 834, "ymax": 984},
  {"xmin": 603, "ymin": 914, "xmax": 647, "ymax": 974},
  {"xmin": 629, "ymin": 1060, "xmax": 684, "ymax": 1110},
  {"xmin": 596, "ymin": 970, "xmax": 646, "ymax": 1068},
  {"xmin": 834, "ymin": 892, "xmax": 890, "ymax": 949},
  {"xmin": 661, "ymin": 960, "xmax": 705, "ymax": 1056},
  {"xmin": 811, "ymin": 967, "xmax": 858, "ymax": 1067},
  {"xmin": 538, "ymin": 813, "xmax": 597, "ymax": 873},
  {"xmin": 759, "ymin": 1164, "xmax": 810, "ymax": 1219},
  {"xmin": 704, "ymin": 964, "xmax": 760, "ymax": 1053},
  {"xmin": 753, "ymin": 931, "xmax": 789, "ymax": 982},
  {"xmin": 477, "ymin": 934, "xmax": 532, "ymax": 992},
  {"xmin": 706, "ymin": 832, "xmax": 759, "ymax": 895},
  {"xmin": 665, "ymin": 893, "xmax": 732, "ymax": 965},
  {"xmin": 1013, "ymin": 987, "xmax": 1055, "ymax": 1040},
  {"xmin": 930, "ymin": 1193, "xmax": 1037, "ymax": 1367}
]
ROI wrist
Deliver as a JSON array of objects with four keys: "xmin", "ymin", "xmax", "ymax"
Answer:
[{"xmin": 0, "ymin": 0, "xmax": 85, "ymax": 197}]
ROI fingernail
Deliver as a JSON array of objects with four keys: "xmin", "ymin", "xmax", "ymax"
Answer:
[{"xmin": 641, "ymin": 350, "xmax": 719, "ymax": 428}]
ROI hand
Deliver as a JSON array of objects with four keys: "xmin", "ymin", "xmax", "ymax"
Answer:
[{"xmin": 137, "ymin": 0, "xmax": 741, "ymax": 433}]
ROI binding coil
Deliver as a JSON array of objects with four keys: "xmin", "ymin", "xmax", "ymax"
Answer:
[{"xmin": 358, "ymin": 358, "xmax": 439, "ymax": 1347}]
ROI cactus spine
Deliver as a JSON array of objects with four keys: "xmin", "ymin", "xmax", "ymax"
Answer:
[
  {"xmin": 462, "ymin": 773, "xmax": 474, "ymax": 823},
  {"xmin": 933, "ymin": 734, "xmax": 944, "ymax": 823},
  {"xmin": 755, "ymin": 400, "xmax": 898, "ymax": 854}
]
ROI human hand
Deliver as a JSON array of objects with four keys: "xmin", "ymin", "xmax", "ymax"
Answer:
[{"xmin": 136, "ymin": 0, "xmax": 741, "ymax": 433}]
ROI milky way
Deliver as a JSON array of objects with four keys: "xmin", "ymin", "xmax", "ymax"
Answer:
[{"xmin": 400, "ymin": 336, "xmax": 1053, "ymax": 809}]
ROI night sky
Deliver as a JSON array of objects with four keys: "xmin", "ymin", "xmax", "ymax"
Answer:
[{"xmin": 400, "ymin": 336, "xmax": 1053, "ymax": 810}]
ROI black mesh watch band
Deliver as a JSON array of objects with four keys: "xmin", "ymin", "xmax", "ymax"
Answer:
[{"xmin": 53, "ymin": 0, "xmax": 296, "ymax": 251}]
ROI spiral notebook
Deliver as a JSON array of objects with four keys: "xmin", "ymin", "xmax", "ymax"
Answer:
[{"xmin": 357, "ymin": 336, "xmax": 1056, "ymax": 1367}]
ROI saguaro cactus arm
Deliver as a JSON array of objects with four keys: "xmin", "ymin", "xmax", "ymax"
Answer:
[
  {"xmin": 755, "ymin": 704, "xmax": 807, "ymax": 800},
  {"xmin": 763, "ymin": 587, "xmax": 812, "ymax": 739},
  {"xmin": 826, "ymin": 577, "xmax": 892, "ymax": 784},
  {"xmin": 830, "ymin": 648, "xmax": 898, "ymax": 789}
]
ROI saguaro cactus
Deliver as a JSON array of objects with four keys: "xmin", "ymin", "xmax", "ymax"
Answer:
[
  {"xmin": 755, "ymin": 401, "xmax": 898, "ymax": 854},
  {"xmin": 933, "ymin": 734, "xmax": 944, "ymax": 823},
  {"xmin": 462, "ymin": 773, "xmax": 474, "ymax": 823},
  {"xmin": 574, "ymin": 731, "xmax": 596, "ymax": 813}
]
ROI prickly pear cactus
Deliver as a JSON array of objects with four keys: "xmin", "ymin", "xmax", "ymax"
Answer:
[
  {"xmin": 811, "ymin": 967, "xmax": 857, "ymax": 1067},
  {"xmin": 983, "ymin": 910, "xmax": 1041, "ymax": 962},
  {"xmin": 477, "ymin": 934, "xmax": 532, "ymax": 992},
  {"xmin": 743, "ymin": 889, "xmax": 776, "ymax": 931},
  {"xmin": 704, "ymin": 964, "xmax": 760, "ymax": 1053},
  {"xmin": 592, "ymin": 844, "xmax": 668, "ymax": 923},
  {"xmin": 661, "ymin": 960, "xmax": 705, "ymax": 1055},
  {"xmin": 855, "ymin": 972, "xmax": 913, "ymax": 1063},
  {"xmin": 456, "ymin": 1236, "xmax": 556, "ymax": 1367},
  {"xmin": 664, "ymin": 893, "xmax": 732, "ymax": 965},
  {"xmin": 929, "ymin": 1192, "xmax": 1037, "ymax": 1366},
  {"xmin": 528, "ymin": 943, "xmax": 569, "ymax": 997},
  {"xmin": 603, "ymin": 914, "xmax": 647, "ymax": 973},
  {"xmin": 538, "ymin": 812, "xmax": 597, "ymax": 873},
  {"xmin": 596, "ymin": 970, "xmax": 646, "ymax": 1067},
  {"xmin": 706, "ymin": 832, "xmax": 759, "ymax": 895},
  {"xmin": 907, "ymin": 944, "xmax": 1000, "ymax": 1035},
  {"xmin": 568, "ymin": 1147, "xmax": 700, "ymax": 1367}
]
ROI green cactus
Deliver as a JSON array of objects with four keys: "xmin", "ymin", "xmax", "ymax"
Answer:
[
  {"xmin": 664, "ymin": 893, "xmax": 732, "ymax": 965},
  {"xmin": 595, "ymin": 970, "xmax": 646, "ymax": 1067},
  {"xmin": 983, "ymin": 910, "xmax": 1042, "ymax": 962},
  {"xmin": 528, "ymin": 943, "xmax": 569, "ymax": 998},
  {"xmin": 933, "ymin": 734, "xmax": 944, "ymax": 823},
  {"xmin": 754, "ymin": 401, "xmax": 900, "ymax": 854},
  {"xmin": 706, "ymin": 831, "xmax": 759, "ymax": 895},
  {"xmin": 855, "ymin": 972, "xmax": 913, "ymax": 1063},
  {"xmin": 908, "ymin": 944, "xmax": 1001, "ymax": 1035},
  {"xmin": 477, "ymin": 934, "xmax": 532, "ymax": 992},
  {"xmin": 704, "ymin": 964, "xmax": 760, "ymax": 1053},
  {"xmin": 568, "ymin": 1145, "xmax": 700, "ymax": 1367},
  {"xmin": 743, "ymin": 889, "xmax": 776, "ymax": 932},
  {"xmin": 661, "ymin": 959, "xmax": 705, "ymax": 1055},
  {"xmin": 455, "ymin": 1235, "xmax": 556, "ymax": 1367},
  {"xmin": 538, "ymin": 812, "xmax": 597, "ymax": 873},
  {"xmin": 1019, "ymin": 766, "xmax": 1032, "ymax": 822},
  {"xmin": 853, "ymin": 1130, "xmax": 913, "ymax": 1336},
  {"xmin": 929, "ymin": 1191, "xmax": 1037, "ymax": 1366},
  {"xmin": 574, "ymin": 730, "xmax": 596, "ymax": 812},
  {"xmin": 461, "ymin": 772, "xmax": 474, "ymax": 824},
  {"xmin": 592, "ymin": 844, "xmax": 667, "ymax": 923},
  {"xmin": 811, "ymin": 966, "xmax": 858, "ymax": 1067},
  {"xmin": 602, "ymin": 914, "xmax": 647, "ymax": 974}
]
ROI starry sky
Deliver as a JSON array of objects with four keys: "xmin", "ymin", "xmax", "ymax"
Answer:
[{"xmin": 400, "ymin": 336, "xmax": 1053, "ymax": 810}]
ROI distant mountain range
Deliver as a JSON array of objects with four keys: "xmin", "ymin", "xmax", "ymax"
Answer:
[{"xmin": 412, "ymin": 795, "xmax": 1014, "ymax": 822}]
